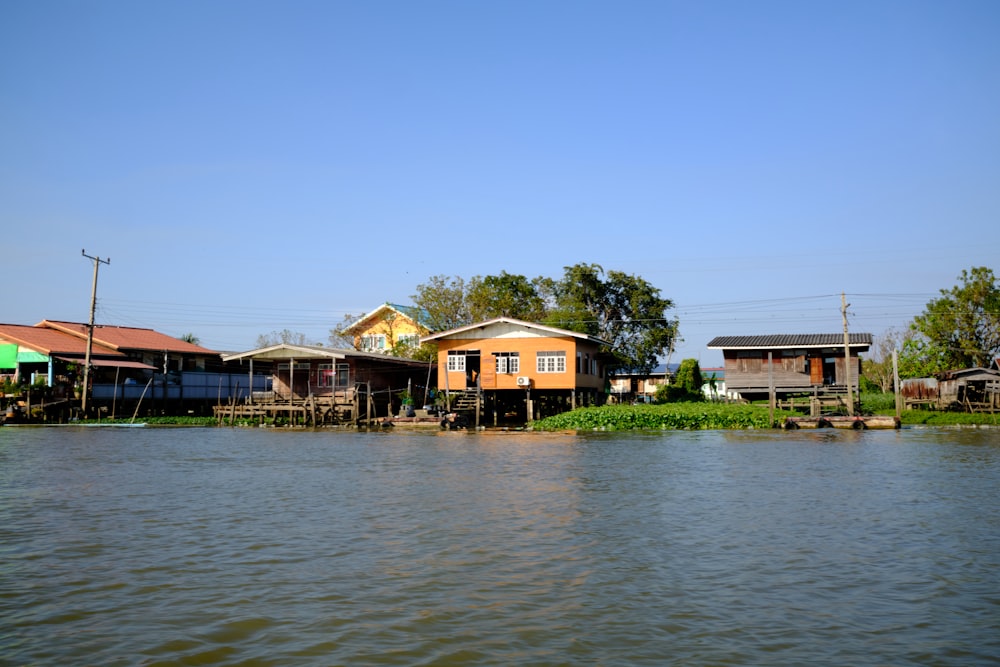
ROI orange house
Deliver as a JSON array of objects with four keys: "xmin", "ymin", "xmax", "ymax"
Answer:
[{"xmin": 421, "ymin": 317, "xmax": 610, "ymax": 423}]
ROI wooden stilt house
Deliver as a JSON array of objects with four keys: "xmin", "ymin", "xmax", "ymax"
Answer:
[{"xmin": 220, "ymin": 344, "xmax": 434, "ymax": 426}]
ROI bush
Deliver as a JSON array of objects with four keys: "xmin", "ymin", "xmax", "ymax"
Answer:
[
  {"xmin": 674, "ymin": 359, "xmax": 703, "ymax": 394},
  {"xmin": 655, "ymin": 384, "xmax": 703, "ymax": 403}
]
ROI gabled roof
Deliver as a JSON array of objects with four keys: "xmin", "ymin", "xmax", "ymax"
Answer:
[
  {"xmin": 939, "ymin": 366, "xmax": 1000, "ymax": 381},
  {"xmin": 343, "ymin": 303, "xmax": 431, "ymax": 334},
  {"xmin": 222, "ymin": 343, "xmax": 430, "ymax": 366},
  {"xmin": 707, "ymin": 333, "xmax": 872, "ymax": 350},
  {"xmin": 421, "ymin": 317, "xmax": 610, "ymax": 346},
  {"xmin": 39, "ymin": 320, "xmax": 217, "ymax": 354},
  {"xmin": 0, "ymin": 323, "xmax": 123, "ymax": 357}
]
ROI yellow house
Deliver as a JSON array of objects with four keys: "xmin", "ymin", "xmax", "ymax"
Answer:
[
  {"xmin": 343, "ymin": 304, "xmax": 430, "ymax": 355},
  {"xmin": 421, "ymin": 317, "xmax": 610, "ymax": 423}
]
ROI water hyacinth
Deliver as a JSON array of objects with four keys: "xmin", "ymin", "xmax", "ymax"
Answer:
[{"xmin": 532, "ymin": 402, "xmax": 791, "ymax": 431}]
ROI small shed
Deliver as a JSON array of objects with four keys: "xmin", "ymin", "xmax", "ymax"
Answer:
[{"xmin": 938, "ymin": 367, "xmax": 1000, "ymax": 411}]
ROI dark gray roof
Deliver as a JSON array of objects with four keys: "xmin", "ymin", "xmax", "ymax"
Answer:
[{"xmin": 707, "ymin": 333, "xmax": 872, "ymax": 349}]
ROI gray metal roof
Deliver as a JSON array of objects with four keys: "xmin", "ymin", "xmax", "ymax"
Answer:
[{"xmin": 707, "ymin": 333, "xmax": 872, "ymax": 349}]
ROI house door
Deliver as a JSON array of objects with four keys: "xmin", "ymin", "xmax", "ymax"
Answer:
[
  {"xmin": 465, "ymin": 351, "xmax": 481, "ymax": 389},
  {"xmin": 809, "ymin": 355, "xmax": 824, "ymax": 385}
]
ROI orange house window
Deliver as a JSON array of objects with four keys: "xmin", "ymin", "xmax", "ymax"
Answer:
[{"xmin": 537, "ymin": 351, "xmax": 566, "ymax": 373}]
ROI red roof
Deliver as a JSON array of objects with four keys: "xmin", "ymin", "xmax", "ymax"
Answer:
[
  {"xmin": 0, "ymin": 323, "xmax": 123, "ymax": 357},
  {"xmin": 39, "ymin": 321, "xmax": 218, "ymax": 354}
]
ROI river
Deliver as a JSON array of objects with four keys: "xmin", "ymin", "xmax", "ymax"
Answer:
[{"xmin": 1, "ymin": 426, "xmax": 998, "ymax": 666}]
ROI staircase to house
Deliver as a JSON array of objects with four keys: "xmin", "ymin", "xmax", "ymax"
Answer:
[{"xmin": 448, "ymin": 390, "xmax": 480, "ymax": 413}]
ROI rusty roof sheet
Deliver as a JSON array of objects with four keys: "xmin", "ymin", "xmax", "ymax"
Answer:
[
  {"xmin": 39, "ymin": 321, "xmax": 218, "ymax": 354},
  {"xmin": 707, "ymin": 333, "xmax": 872, "ymax": 349}
]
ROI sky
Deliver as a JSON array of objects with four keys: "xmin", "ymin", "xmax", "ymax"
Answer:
[{"xmin": 2, "ymin": 0, "xmax": 998, "ymax": 365}]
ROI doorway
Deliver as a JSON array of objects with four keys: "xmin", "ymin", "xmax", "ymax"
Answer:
[{"xmin": 465, "ymin": 351, "xmax": 481, "ymax": 389}]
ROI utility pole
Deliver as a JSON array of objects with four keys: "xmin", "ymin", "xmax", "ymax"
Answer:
[
  {"xmin": 841, "ymin": 292, "xmax": 854, "ymax": 417},
  {"xmin": 81, "ymin": 249, "xmax": 110, "ymax": 415}
]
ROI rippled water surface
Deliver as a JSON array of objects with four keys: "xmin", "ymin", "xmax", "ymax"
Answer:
[{"xmin": 2, "ymin": 426, "xmax": 998, "ymax": 666}]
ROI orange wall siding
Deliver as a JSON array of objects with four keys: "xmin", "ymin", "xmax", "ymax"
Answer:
[{"xmin": 436, "ymin": 336, "xmax": 604, "ymax": 391}]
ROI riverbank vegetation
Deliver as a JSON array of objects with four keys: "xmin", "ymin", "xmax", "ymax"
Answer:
[
  {"xmin": 532, "ymin": 402, "xmax": 794, "ymax": 431},
  {"xmin": 532, "ymin": 392, "xmax": 998, "ymax": 432},
  {"xmin": 859, "ymin": 391, "xmax": 999, "ymax": 426},
  {"xmin": 63, "ymin": 393, "xmax": 995, "ymax": 429}
]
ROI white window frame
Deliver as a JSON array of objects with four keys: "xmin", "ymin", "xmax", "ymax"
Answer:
[
  {"xmin": 536, "ymin": 351, "xmax": 566, "ymax": 373},
  {"xmin": 447, "ymin": 352, "xmax": 466, "ymax": 372},
  {"xmin": 495, "ymin": 352, "xmax": 520, "ymax": 374}
]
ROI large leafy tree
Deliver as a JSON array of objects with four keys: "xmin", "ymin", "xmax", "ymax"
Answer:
[
  {"xmin": 411, "ymin": 275, "xmax": 470, "ymax": 332},
  {"xmin": 466, "ymin": 272, "xmax": 547, "ymax": 322},
  {"xmin": 909, "ymin": 266, "xmax": 1000, "ymax": 370},
  {"xmin": 546, "ymin": 263, "xmax": 678, "ymax": 374},
  {"xmin": 412, "ymin": 264, "xmax": 678, "ymax": 374}
]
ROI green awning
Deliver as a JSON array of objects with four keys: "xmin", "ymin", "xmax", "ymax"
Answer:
[
  {"xmin": 16, "ymin": 349, "xmax": 49, "ymax": 363},
  {"xmin": 0, "ymin": 344, "xmax": 16, "ymax": 369}
]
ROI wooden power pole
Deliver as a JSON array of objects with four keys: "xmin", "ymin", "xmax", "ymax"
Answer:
[
  {"xmin": 81, "ymin": 249, "xmax": 110, "ymax": 415},
  {"xmin": 841, "ymin": 292, "xmax": 854, "ymax": 417}
]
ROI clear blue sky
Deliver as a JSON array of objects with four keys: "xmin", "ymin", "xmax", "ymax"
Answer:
[{"xmin": 3, "ymin": 0, "xmax": 998, "ymax": 365}]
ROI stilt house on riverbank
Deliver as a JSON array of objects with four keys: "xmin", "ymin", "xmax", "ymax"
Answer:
[
  {"xmin": 421, "ymin": 317, "xmax": 610, "ymax": 426},
  {"xmin": 0, "ymin": 320, "xmax": 250, "ymax": 421},
  {"xmin": 220, "ymin": 344, "xmax": 434, "ymax": 426},
  {"xmin": 707, "ymin": 333, "xmax": 872, "ymax": 402}
]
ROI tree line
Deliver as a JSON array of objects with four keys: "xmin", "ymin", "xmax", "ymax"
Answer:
[
  {"xmin": 253, "ymin": 262, "xmax": 999, "ymax": 389},
  {"xmin": 320, "ymin": 263, "xmax": 678, "ymax": 375},
  {"xmin": 864, "ymin": 266, "xmax": 1000, "ymax": 389}
]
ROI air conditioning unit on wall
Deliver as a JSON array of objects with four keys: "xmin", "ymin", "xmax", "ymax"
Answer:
[{"xmin": 516, "ymin": 376, "xmax": 531, "ymax": 387}]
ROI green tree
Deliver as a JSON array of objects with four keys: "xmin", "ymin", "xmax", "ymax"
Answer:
[
  {"xmin": 910, "ymin": 266, "xmax": 1000, "ymax": 370},
  {"xmin": 546, "ymin": 263, "xmax": 678, "ymax": 374},
  {"xmin": 674, "ymin": 358, "xmax": 703, "ymax": 395},
  {"xmin": 179, "ymin": 333, "xmax": 200, "ymax": 345},
  {"xmin": 411, "ymin": 275, "xmax": 470, "ymax": 331},
  {"xmin": 466, "ymin": 272, "xmax": 547, "ymax": 322},
  {"xmin": 656, "ymin": 358, "xmax": 704, "ymax": 403}
]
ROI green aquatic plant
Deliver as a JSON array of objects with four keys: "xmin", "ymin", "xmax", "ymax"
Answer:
[{"xmin": 532, "ymin": 402, "xmax": 791, "ymax": 431}]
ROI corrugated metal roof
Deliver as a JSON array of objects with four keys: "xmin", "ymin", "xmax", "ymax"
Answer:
[
  {"xmin": 421, "ymin": 317, "xmax": 610, "ymax": 346},
  {"xmin": 707, "ymin": 333, "xmax": 872, "ymax": 349},
  {"xmin": 39, "ymin": 321, "xmax": 218, "ymax": 354},
  {"xmin": 0, "ymin": 323, "xmax": 123, "ymax": 356}
]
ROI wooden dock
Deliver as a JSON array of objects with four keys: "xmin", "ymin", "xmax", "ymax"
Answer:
[{"xmin": 213, "ymin": 393, "xmax": 360, "ymax": 427}]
